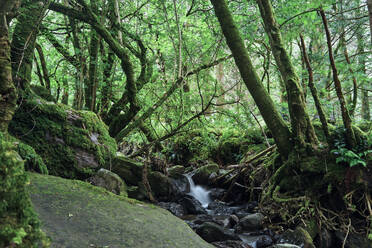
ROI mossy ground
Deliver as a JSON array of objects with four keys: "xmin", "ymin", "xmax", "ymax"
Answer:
[
  {"xmin": 9, "ymin": 94, "xmax": 117, "ymax": 179},
  {"xmin": 28, "ymin": 173, "xmax": 213, "ymax": 248}
]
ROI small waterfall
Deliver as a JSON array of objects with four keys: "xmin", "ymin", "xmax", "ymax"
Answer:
[{"xmin": 185, "ymin": 174, "xmax": 212, "ymax": 208}]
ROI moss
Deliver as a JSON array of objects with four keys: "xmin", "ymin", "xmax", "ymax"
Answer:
[
  {"xmin": 28, "ymin": 173, "xmax": 213, "ymax": 248},
  {"xmin": 112, "ymin": 153, "xmax": 144, "ymax": 185},
  {"xmin": 312, "ymin": 121, "xmax": 336, "ymax": 143},
  {"xmin": 0, "ymin": 133, "xmax": 49, "ymax": 247},
  {"xmin": 166, "ymin": 129, "xmax": 217, "ymax": 165},
  {"xmin": 216, "ymin": 128, "xmax": 264, "ymax": 165},
  {"xmin": 168, "ymin": 165, "xmax": 186, "ymax": 178},
  {"xmin": 192, "ymin": 163, "xmax": 219, "ymax": 185},
  {"xmin": 5, "ymin": 135, "xmax": 48, "ymax": 174},
  {"xmin": 8, "ymin": 95, "xmax": 117, "ymax": 179},
  {"xmin": 30, "ymin": 85, "xmax": 55, "ymax": 102},
  {"xmin": 16, "ymin": 140, "xmax": 48, "ymax": 174}
]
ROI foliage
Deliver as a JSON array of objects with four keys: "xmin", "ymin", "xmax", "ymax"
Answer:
[
  {"xmin": 0, "ymin": 132, "xmax": 49, "ymax": 247},
  {"xmin": 164, "ymin": 129, "xmax": 218, "ymax": 165},
  {"xmin": 331, "ymin": 127, "xmax": 371, "ymax": 168}
]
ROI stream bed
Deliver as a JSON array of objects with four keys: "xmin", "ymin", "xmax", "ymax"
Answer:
[{"xmin": 158, "ymin": 173, "xmax": 304, "ymax": 248}]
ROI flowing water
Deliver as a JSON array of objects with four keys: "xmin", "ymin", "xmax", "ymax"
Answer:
[{"xmin": 185, "ymin": 174, "xmax": 212, "ymax": 208}]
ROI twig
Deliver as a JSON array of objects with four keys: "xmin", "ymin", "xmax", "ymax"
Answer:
[{"xmin": 342, "ymin": 218, "xmax": 351, "ymax": 248}]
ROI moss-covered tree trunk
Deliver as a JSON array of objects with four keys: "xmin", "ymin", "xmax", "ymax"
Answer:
[
  {"xmin": 319, "ymin": 8, "xmax": 356, "ymax": 148},
  {"xmin": 357, "ymin": 2, "xmax": 370, "ymax": 121},
  {"xmin": 85, "ymin": 0, "xmax": 100, "ymax": 111},
  {"xmin": 11, "ymin": 0, "xmax": 50, "ymax": 91},
  {"xmin": 256, "ymin": 0, "xmax": 318, "ymax": 150},
  {"xmin": 35, "ymin": 43, "xmax": 51, "ymax": 92},
  {"xmin": 368, "ymin": 0, "xmax": 372, "ymax": 43},
  {"xmin": 210, "ymin": 0, "xmax": 292, "ymax": 158},
  {"xmin": 0, "ymin": 1, "xmax": 18, "ymax": 132},
  {"xmin": 299, "ymin": 35, "xmax": 330, "ymax": 144}
]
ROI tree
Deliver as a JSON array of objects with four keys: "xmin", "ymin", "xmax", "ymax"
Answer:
[
  {"xmin": 210, "ymin": 0, "xmax": 292, "ymax": 157},
  {"xmin": 256, "ymin": 0, "xmax": 319, "ymax": 150},
  {"xmin": 0, "ymin": 1, "xmax": 18, "ymax": 131}
]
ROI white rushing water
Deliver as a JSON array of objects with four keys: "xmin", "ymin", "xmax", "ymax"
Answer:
[{"xmin": 185, "ymin": 174, "xmax": 212, "ymax": 208}]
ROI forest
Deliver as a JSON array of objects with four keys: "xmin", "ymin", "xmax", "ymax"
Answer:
[{"xmin": 0, "ymin": 0, "xmax": 371, "ymax": 247}]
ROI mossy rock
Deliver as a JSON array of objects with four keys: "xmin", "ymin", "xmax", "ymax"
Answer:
[
  {"xmin": 192, "ymin": 163, "xmax": 219, "ymax": 185},
  {"xmin": 30, "ymin": 85, "xmax": 56, "ymax": 102},
  {"xmin": 9, "ymin": 136, "xmax": 48, "ymax": 174},
  {"xmin": 28, "ymin": 173, "xmax": 213, "ymax": 248},
  {"xmin": 148, "ymin": 171, "xmax": 175, "ymax": 199},
  {"xmin": 9, "ymin": 95, "xmax": 117, "ymax": 179},
  {"xmin": 281, "ymin": 227, "xmax": 315, "ymax": 248},
  {"xmin": 112, "ymin": 153, "xmax": 144, "ymax": 185},
  {"xmin": 0, "ymin": 133, "xmax": 49, "ymax": 248},
  {"xmin": 168, "ymin": 165, "xmax": 186, "ymax": 178},
  {"xmin": 88, "ymin": 168, "xmax": 127, "ymax": 196}
]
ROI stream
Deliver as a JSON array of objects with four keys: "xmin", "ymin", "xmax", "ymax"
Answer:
[{"xmin": 158, "ymin": 173, "xmax": 303, "ymax": 248}]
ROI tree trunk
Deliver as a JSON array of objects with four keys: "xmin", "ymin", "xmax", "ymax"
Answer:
[
  {"xmin": 256, "ymin": 0, "xmax": 318, "ymax": 150},
  {"xmin": 299, "ymin": 34, "xmax": 330, "ymax": 144},
  {"xmin": 11, "ymin": 0, "xmax": 50, "ymax": 91},
  {"xmin": 35, "ymin": 43, "xmax": 51, "ymax": 92},
  {"xmin": 319, "ymin": 8, "xmax": 356, "ymax": 148},
  {"xmin": 358, "ymin": 1, "xmax": 370, "ymax": 121},
  {"xmin": 368, "ymin": 0, "xmax": 372, "ymax": 43},
  {"xmin": 0, "ymin": 3, "xmax": 18, "ymax": 132},
  {"xmin": 357, "ymin": 30, "xmax": 370, "ymax": 121},
  {"xmin": 69, "ymin": 17, "xmax": 85, "ymax": 109},
  {"xmin": 210, "ymin": 0, "xmax": 292, "ymax": 158},
  {"xmin": 99, "ymin": 44, "xmax": 115, "ymax": 117},
  {"xmin": 85, "ymin": 0, "xmax": 100, "ymax": 111}
]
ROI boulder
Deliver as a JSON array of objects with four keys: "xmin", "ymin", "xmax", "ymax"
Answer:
[
  {"xmin": 196, "ymin": 222, "xmax": 239, "ymax": 242},
  {"xmin": 237, "ymin": 213, "xmax": 264, "ymax": 232},
  {"xmin": 179, "ymin": 196, "xmax": 207, "ymax": 215},
  {"xmin": 10, "ymin": 137, "xmax": 48, "ymax": 174},
  {"xmin": 171, "ymin": 174, "xmax": 190, "ymax": 194},
  {"xmin": 256, "ymin": 235, "xmax": 274, "ymax": 248},
  {"xmin": 168, "ymin": 165, "xmax": 186, "ymax": 178},
  {"xmin": 148, "ymin": 171, "xmax": 176, "ymax": 200},
  {"xmin": 192, "ymin": 163, "xmax": 219, "ymax": 185},
  {"xmin": 158, "ymin": 202, "xmax": 185, "ymax": 217},
  {"xmin": 28, "ymin": 173, "xmax": 213, "ymax": 248},
  {"xmin": 88, "ymin": 168, "xmax": 127, "ymax": 196},
  {"xmin": 268, "ymin": 245, "xmax": 301, "ymax": 248},
  {"xmin": 212, "ymin": 240, "xmax": 252, "ymax": 248},
  {"xmin": 280, "ymin": 227, "xmax": 315, "ymax": 248},
  {"xmin": 112, "ymin": 153, "xmax": 143, "ymax": 185},
  {"xmin": 9, "ymin": 96, "xmax": 117, "ymax": 179},
  {"xmin": 209, "ymin": 188, "xmax": 226, "ymax": 200},
  {"xmin": 127, "ymin": 185, "xmax": 147, "ymax": 201}
]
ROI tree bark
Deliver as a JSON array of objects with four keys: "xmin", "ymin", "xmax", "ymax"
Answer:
[
  {"xmin": 368, "ymin": 0, "xmax": 372, "ymax": 43},
  {"xmin": 256, "ymin": 0, "xmax": 318, "ymax": 150},
  {"xmin": 299, "ymin": 34, "xmax": 330, "ymax": 144},
  {"xmin": 210, "ymin": 0, "xmax": 292, "ymax": 158},
  {"xmin": 357, "ymin": 27, "xmax": 370, "ymax": 121},
  {"xmin": 35, "ymin": 43, "xmax": 51, "ymax": 91},
  {"xmin": 11, "ymin": 0, "xmax": 50, "ymax": 91},
  {"xmin": 319, "ymin": 8, "xmax": 356, "ymax": 148},
  {"xmin": 85, "ymin": 0, "xmax": 100, "ymax": 111},
  {"xmin": 0, "ymin": 1, "xmax": 18, "ymax": 132}
]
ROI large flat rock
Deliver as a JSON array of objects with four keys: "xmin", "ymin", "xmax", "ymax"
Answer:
[{"xmin": 28, "ymin": 173, "xmax": 213, "ymax": 248}]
